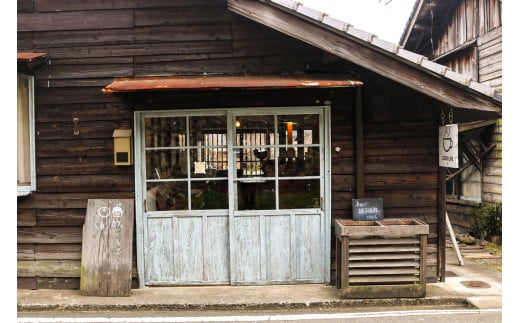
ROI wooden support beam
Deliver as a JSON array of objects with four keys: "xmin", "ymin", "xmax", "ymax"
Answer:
[
  {"xmin": 461, "ymin": 141, "xmax": 482, "ymax": 172},
  {"xmin": 355, "ymin": 87, "xmax": 365, "ymax": 199},
  {"xmin": 438, "ymin": 167, "xmax": 446, "ymax": 282}
]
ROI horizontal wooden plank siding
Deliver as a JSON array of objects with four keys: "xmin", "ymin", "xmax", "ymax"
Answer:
[
  {"xmin": 482, "ymin": 118, "xmax": 502, "ymax": 205},
  {"xmin": 478, "ymin": 26, "xmax": 502, "ymax": 88},
  {"xmin": 330, "ymin": 86, "xmax": 439, "ymax": 284},
  {"xmin": 18, "ymin": 227, "xmax": 83, "ymax": 244},
  {"xmin": 18, "ymin": 10, "xmax": 135, "ymax": 32},
  {"xmin": 18, "ymin": 260, "xmax": 81, "ymax": 277}
]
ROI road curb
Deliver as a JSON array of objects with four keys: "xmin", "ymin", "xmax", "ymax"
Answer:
[{"xmin": 18, "ymin": 296, "xmax": 470, "ymax": 312}]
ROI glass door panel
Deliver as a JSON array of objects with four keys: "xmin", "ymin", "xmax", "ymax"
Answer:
[{"xmin": 144, "ymin": 115, "xmax": 229, "ymax": 211}]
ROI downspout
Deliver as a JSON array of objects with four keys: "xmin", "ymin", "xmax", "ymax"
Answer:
[{"xmin": 355, "ymin": 87, "xmax": 364, "ymax": 199}]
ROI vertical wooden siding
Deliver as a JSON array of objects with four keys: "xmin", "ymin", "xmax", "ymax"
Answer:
[
  {"xmin": 435, "ymin": 0, "xmax": 501, "ymax": 86},
  {"xmin": 435, "ymin": 0, "xmax": 501, "ymax": 57}
]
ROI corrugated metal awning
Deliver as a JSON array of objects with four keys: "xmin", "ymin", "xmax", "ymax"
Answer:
[{"xmin": 102, "ymin": 74, "xmax": 363, "ymax": 93}]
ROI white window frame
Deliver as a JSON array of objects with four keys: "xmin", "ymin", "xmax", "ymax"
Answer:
[{"xmin": 17, "ymin": 73, "xmax": 36, "ymax": 196}]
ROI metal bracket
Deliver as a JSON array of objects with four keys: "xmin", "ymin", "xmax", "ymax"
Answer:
[{"xmin": 73, "ymin": 117, "xmax": 79, "ymax": 135}]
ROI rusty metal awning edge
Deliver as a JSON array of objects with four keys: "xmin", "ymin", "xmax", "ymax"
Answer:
[
  {"xmin": 17, "ymin": 52, "xmax": 48, "ymax": 63},
  {"xmin": 102, "ymin": 74, "xmax": 363, "ymax": 93}
]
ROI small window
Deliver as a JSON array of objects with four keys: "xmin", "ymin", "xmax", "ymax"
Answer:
[
  {"xmin": 17, "ymin": 73, "xmax": 36, "ymax": 196},
  {"xmin": 446, "ymin": 134, "xmax": 486, "ymax": 202}
]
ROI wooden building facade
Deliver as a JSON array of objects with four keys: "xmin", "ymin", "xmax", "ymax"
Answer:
[
  {"xmin": 400, "ymin": 0, "xmax": 502, "ymax": 232},
  {"xmin": 17, "ymin": 0, "xmax": 501, "ymax": 290}
]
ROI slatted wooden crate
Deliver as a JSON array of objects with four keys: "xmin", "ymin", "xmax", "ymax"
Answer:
[{"xmin": 335, "ymin": 218, "xmax": 429, "ymax": 298}]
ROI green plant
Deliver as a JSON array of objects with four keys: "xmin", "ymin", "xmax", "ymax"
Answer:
[{"xmin": 470, "ymin": 203, "xmax": 502, "ymax": 241}]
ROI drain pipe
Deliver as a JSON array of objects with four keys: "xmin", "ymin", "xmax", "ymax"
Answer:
[{"xmin": 355, "ymin": 87, "xmax": 364, "ymax": 199}]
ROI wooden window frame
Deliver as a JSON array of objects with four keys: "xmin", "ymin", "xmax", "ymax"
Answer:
[
  {"xmin": 445, "ymin": 123, "xmax": 496, "ymax": 203},
  {"xmin": 17, "ymin": 73, "xmax": 36, "ymax": 196}
]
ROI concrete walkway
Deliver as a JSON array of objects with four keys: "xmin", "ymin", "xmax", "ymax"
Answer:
[{"xmin": 17, "ymin": 247, "xmax": 502, "ymax": 313}]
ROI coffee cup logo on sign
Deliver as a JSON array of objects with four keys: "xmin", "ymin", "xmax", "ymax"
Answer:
[{"xmin": 443, "ymin": 137, "xmax": 453, "ymax": 152}]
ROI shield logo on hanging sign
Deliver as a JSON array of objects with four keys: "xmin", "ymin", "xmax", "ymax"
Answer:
[{"xmin": 439, "ymin": 124, "xmax": 459, "ymax": 168}]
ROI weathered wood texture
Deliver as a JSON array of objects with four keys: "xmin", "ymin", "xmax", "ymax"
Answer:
[
  {"xmin": 329, "ymin": 87, "xmax": 439, "ymax": 283},
  {"xmin": 432, "ymin": 0, "xmax": 501, "ymax": 90},
  {"xmin": 434, "ymin": 0, "xmax": 501, "ymax": 57},
  {"xmin": 482, "ymin": 119, "xmax": 502, "ymax": 204},
  {"xmin": 446, "ymin": 197, "xmax": 481, "ymax": 232},
  {"xmin": 80, "ymin": 199, "xmax": 134, "ymax": 296},
  {"xmin": 334, "ymin": 221, "xmax": 428, "ymax": 299},
  {"xmin": 430, "ymin": 1, "xmax": 502, "ymax": 218},
  {"xmin": 18, "ymin": 0, "xmax": 443, "ymax": 288}
]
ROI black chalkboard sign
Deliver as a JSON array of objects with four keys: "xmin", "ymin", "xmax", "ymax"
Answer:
[{"xmin": 352, "ymin": 198, "xmax": 384, "ymax": 221}]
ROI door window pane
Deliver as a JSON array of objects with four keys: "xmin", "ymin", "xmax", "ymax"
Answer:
[
  {"xmin": 145, "ymin": 117, "xmax": 186, "ymax": 148},
  {"xmin": 146, "ymin": 182, "xmax": 188, "ymax": 211},
  {"xmin": 277, "ymin": 114, "xmax": 320, "ymax": 178},
  {"xmin": 234, "ymin": 115, "xmax": 275, "ymax": 178},
  {"xmin": 278, "ymin": 114, "xmax": 320, "ymax": 145},
  {"xmin": 191, "ymin": 181, "xmax": 228, "ymax": 210},
  {"xmin": 189, "ymin": 116, "xmax": 227, "ymax": 145},
  {"xmin": 237, "ymin": 180, "xmax": 275, "ymax": 210},
  {"xmin": 279, "ymin": 179, "xmax": 320, "ymax": 209},
  {"xmin": 146, "ymin": 149, "xmax": 188, "ymax": 179}
]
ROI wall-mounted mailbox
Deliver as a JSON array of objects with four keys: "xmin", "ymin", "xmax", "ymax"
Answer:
[{"xmin": 113, "ymin": 129, "xmax": 133, "ymax": 166}]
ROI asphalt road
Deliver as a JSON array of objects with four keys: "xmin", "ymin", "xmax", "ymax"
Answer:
[{"xmin": 17, "ymin": 308, "xmax": 502, "ymax": 323}]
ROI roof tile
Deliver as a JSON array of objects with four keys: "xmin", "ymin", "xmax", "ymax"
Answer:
[
  {"xmin": 396, "ymin": 48, "xmax": 425, "ymax": 64},
  {"xmin": 371, "ymin": 37, "xmax": 398, "ymax": 53},
  {"xmin": 445, "ymin": 69, "xmax": 472, "ymax": 86},
  {"xmin": 420, "ymin": 59, "xmax": 448, "ymax": 75},
  {"xmin": 346, "ymin": 26, "xmax": 375, "ymax": 42},
  {"xmin": 322, "ymin": 15, "xmax": 350, "ymax": 31},
  {"xmin": 296, "ymin": 5, "xmax": 326, "ymax": 21},
  {"xmin": 469, "ymin": 80, "xmax": 496, "ymax": 97},
  {"xmin": 270, "ymin": 0, "xmax": 302, "ymax": 10}
]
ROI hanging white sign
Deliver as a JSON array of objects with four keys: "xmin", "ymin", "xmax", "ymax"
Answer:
[{"xmin": 439, "ymin": 124, "xmax": 459, "ymax": 168}]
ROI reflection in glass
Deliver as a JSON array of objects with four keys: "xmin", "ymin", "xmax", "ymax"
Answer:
[
  {"xmin": 235, "ymin": 115, "xmax": 275, "ymax": 178},
  {"xmin": 278, "ymin": 114, "xmax": 320, "ymax": 145},
  {"xmin": 190, "ymin": 148, "xmax": 228, "ymax": 178},
  {"xmin": 146, "ymin": 182, "xmax": 188, "ymax": 211},
  {"xmin": 189, "ymin": 116, "xmax": 227, "ymax": 145},
  {"xmin": 279, "ymin": 179, "xmax": 320, "ymax": 209},
  {"xmin": 234, "ymin": 115, "xmax": 275, "ymax": 146},
  {"xmin": 237, "ymin": 180, "xmax": 275, "ymax": 210},
  {"xmin": 143, "ymin": 113, "xmax": 323, "ymax": 212},
  {"xmin": 145, "ymin": 117, "xmax": 186, "ymax": 148},
  {"xmin": 276, "ymin": 114, "xmax": 320, "ymax": 178},
  {"xmin": 146, "ymin": 149, "xmax": 188, "ymax": 180},
  {"xmin": 191, "ymin": 181, "xmax": 228, "ymax": 210},
  {"xmin": 278, "ymin": 146, "xmax": 320, "ymax": 177}
]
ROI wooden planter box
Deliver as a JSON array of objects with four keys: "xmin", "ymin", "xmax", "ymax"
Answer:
[{"xmin": 335, "ymin": 218, "xmax": 429, "ymax": 299}]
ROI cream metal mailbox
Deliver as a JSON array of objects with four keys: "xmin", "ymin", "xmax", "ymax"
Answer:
[{"xmin": 113, "ymin": 129, "xmax": 133, "ymax": 166}]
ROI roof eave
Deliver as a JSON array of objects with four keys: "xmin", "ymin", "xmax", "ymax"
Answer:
[{"xmin": 227, "ymin": 0, "xmax": 501, "ymax": 116}]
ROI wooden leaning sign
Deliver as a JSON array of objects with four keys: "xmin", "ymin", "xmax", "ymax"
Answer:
[{"xmin": 80, "ymin": 199, "xmax": 134, "ymax": 296}]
